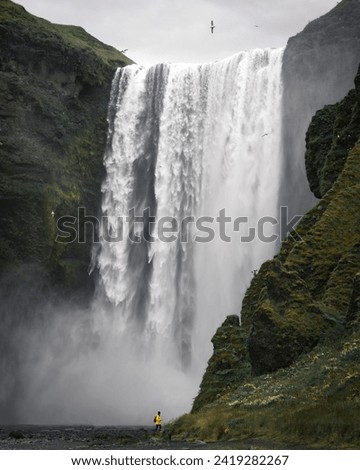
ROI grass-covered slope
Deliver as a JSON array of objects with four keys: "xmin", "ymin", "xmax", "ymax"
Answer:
[
  {"xmin": 172, "ymin": 330, "xmax": 360, "ymax": 449},
  {"xmin": 172, "ymin": 67, "xmax": 360, "ymax": 449},
  {"xmin": 0, "ymin": 0, "xmax": 132, "ymax": 296}
]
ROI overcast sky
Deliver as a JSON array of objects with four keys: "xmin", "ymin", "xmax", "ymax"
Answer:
[{"xmin": 14, "ymin": 0, "xmax": 339, "ymax": 65}]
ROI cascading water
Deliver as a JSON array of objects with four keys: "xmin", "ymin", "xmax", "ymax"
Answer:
[
  {"xmin": 94, "ymin": 48, "xmax": 284, "ymax": 421},
  {"xmin": 1, "ymin": 48, "xmax": 285, "ymax": 425}
]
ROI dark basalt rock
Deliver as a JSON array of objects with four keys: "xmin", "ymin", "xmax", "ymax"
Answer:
[
  {"xmin": 280, "ymin": 0, "xmax": 360, "ymax": 221},
  {"xmin": 247, "ymin": 260, "xmax": 326, "ymax": 375},
  {"xmin": 305, "ymin": 66, "xmax": 360, "ymax": 199},
  {"xmin": 8, "ymin": 431, "xmax": 25, "ymax": 439},
  {"xmin": 347, "ymin": 271, "xmax": 360, "ymax": 326},
  {"xmin": 192, "ymin": 315, "xmax": 249, "ymax": 412}
]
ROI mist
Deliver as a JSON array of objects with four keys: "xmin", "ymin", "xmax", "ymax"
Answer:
[
  {"xmin": 0, "ymin": 268, "xmax": 198, "ymax": 425},
  {"xmin": 0, "ymin": 48, "xmax": 284, "ymax": 425}
]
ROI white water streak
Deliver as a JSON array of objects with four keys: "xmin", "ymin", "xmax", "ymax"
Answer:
[{"xmin": 96, "ymin": 48, "xmax": 284, "ymax": 415}]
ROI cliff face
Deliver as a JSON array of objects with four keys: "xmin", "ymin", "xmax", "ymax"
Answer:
[
  {"xmin": 174, "ymin": 65, "xmax": 360, "ymax": 448},
  {"xmin": 245, "ymin": 3, "xmax": 360, "ymax": 379},
  {"xmin": 192, "ymin": 315, "xmax": 249, "ymax": 413},
  {"xmin": 0, "ymin": 0, "xmax": 132, "ymax": 297},
  {"xmin": 280, "ymin": 0, "xmax": 360, "ymax": 221},
  {"xmin": 247, "ymin": 71, "xmax": 360, "ymax": 373},
  {"xmin": 305, "ymin": 78, "xmax": 360, "ymax": 199}
]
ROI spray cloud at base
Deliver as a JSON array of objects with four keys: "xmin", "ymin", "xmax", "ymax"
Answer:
[
  {"xmin": 0, "ymin": 48, "xmax": 285, "ymax": 424},
  {"xmin": 94, "ymin": 48, "xmax": 285, "ymax": 422}
]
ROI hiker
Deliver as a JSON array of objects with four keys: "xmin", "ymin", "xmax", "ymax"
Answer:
[{"xmin": 154, "ymin": 411, "xmax": 162, "ymax": 432}]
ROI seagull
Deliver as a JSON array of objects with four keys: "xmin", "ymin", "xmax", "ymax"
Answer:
[
  {"xmin": 262, "ymin": 133, "xmax": 269, "ymax": 137},
  {"xmin": 120, "ymin": 49, "xmax": 128, "ymax": 54},
  {"xmin": 254, "ymin": 25, "xmax": 260, "ymax": 28},
  {"xmin": 251, "ymin": 269, "xmax": 258, "ymax": 276},
  {"xmin": 51, "ymin": 210, "xmax": 55, "ymax": 218},
  {"xmin": 210, "ymin": 20, "xmax": 215, "ymax": 34}
]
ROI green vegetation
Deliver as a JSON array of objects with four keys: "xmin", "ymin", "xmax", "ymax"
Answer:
[
  {"xmin": 0, "ymin": 0, "xmax": 132, "ymax": 296},
  {"xmin": 306, "ymin": 88, "xmax": 360, "ymax": 199},
  {"xmin": 0, "ymin": 0, "xmax": 133, "ymax": 71},
  {"xmin": 169, "ymin": 329, "xmax": 360, "ymax": 449},
  {"xmin": 192, "ymin": 316, "xmax": 250, "ymax": 412}
]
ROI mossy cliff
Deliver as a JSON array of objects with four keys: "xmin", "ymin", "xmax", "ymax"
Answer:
[
  {"xmin": 0, "ymin": 0, "xmax": 132, "ymax": 296},
  {"xmin": 191, "ymin": 316, "xmax": 250, "ymax": 413},
  {"xmin": 172, "ymin": 67, "xmax": 360, "ymax": 449},
  {"xmin": 305, "ymin": 70, "xmax": 360, "ymax": 198}
]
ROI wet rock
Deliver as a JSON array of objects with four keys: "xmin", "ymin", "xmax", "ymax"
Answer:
[
  {"xmin": 192, "ymin": 315, "xmax": 249, "ymax": 412},
  {"xmin": 306, "ymin": 67, "xmax": 360, "ymax": 198},
  {"xmin": 280, "ymin": 0, "xmax": 360, "ymax": 217},
  {"xmin": 9, "ymin": 431, "xmax": 25, "ymax": 439},
  {"xmin": 347, "ymin": 272, "xmax": 360, "ymax": 326}
]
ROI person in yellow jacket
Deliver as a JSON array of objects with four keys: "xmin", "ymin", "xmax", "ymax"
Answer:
[{"xmin": 154, "ymin": 411, "xmax": 162, "ymax": 432}]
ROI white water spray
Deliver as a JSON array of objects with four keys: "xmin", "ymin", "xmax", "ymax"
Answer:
[
  {"xmin": 11, "ymin": 49, "xmax": 284, "ymax": 424},
  {"xmin": 94, "ymin": 48, "xmax": 284, "ymax": 421}
]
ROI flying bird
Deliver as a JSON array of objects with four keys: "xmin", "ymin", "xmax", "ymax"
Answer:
[
  {"xmin": 210, "ymin": 20, "xmax": 215, "ymax": 34},
  {"xmin": 120, "ymin": 49, "xmax": 128, "ymax": 54},
  {"xmin": 254, "ymin": 25, "xmax": 260, "ymax": 28}
]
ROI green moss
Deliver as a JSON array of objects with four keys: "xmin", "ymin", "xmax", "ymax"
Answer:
[
  {"xmin": 243, "ymin": 69, "xmax": 360, "ymax": 375},
  {"xmin": 0, "ymin": 0, "xmax": 132, "ymax": 296},
  {"xmin": 0, "ymin": 0, "xmax": 133, "ymax": 70},
  {"xmin": 192, "ymin": 315, "xmax": 249, "ymax": 412},
  {"xmin": 170, "ymin": 330, "xmax": 360, "ymax": 449},
  {"xmin": 306, "ymin": 83, "xmax": 360, "ymax": 199}
]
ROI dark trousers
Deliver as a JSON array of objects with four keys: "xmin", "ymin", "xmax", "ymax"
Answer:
[{"xmin": 155, "ymin": 424, "xmax": 161, "ymax": 432}]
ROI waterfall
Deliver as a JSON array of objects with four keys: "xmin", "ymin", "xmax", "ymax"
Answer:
[
  {"xmin": 94, "ymin": 48, "xmax": 284, "ymax": 421},
  {"xmin": 1, "ymin": 49, "xmax": 284, "ymax": 425}
]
